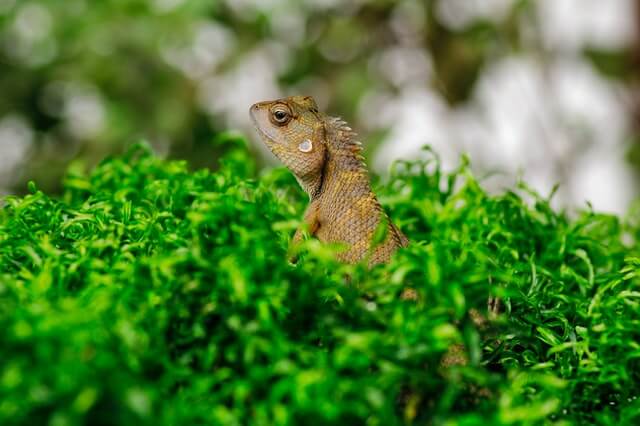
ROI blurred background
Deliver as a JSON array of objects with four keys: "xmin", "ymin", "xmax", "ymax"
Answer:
[{"xmin": 1, "ymin": 0, "xmax": 639, "ymax": 214}]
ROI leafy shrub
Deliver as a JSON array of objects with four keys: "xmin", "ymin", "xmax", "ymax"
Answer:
[{"xmin": 0, "ymin": 137, "xmax": 638, "ymax": 425}]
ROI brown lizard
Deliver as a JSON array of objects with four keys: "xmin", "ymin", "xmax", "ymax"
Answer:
[{"xmin": 250, "ymin": 95, "xmax": 408, "ymax": 266}]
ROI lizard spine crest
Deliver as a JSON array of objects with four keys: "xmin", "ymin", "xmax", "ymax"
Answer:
[{"xmin": 324, "ymin": 117, "xmax": 367, "ymax": 175}]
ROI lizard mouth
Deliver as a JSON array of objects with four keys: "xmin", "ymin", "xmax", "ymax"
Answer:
[
  {"xmin": 249, "ymin": 105, "xmax": 277, "ymax": 146},
  {"xmin": 252, "ymin": 124, "xmax": 275, "ymax": 146}
]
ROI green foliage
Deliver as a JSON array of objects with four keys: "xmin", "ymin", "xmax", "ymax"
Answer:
[{"xmin": 0, "ymin": 139, "xmax": 639, "ymax": 425}]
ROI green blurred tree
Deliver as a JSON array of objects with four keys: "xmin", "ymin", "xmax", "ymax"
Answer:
[{"xmin": 0, "ymin": 0, "xmax": 638, "ymax": 198}]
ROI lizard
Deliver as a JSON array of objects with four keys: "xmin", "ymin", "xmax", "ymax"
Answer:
[{"xmin": 249, "ymin": 95, "xmax": 408, "ymax": 266}]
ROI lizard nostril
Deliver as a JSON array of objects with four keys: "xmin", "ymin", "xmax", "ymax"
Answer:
[{"xmin": 249, "ymin": 104, "xmax": 260, "ymax": 118}]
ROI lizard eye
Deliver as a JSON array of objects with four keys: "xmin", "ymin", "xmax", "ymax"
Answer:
[{"xmin": 270, "ymin": 105, "xmax": 291, "ymax": 126}]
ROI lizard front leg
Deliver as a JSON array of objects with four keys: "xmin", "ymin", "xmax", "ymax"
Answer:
[{"xmin": 288, "ymin": 199, "xmax": 320, "ymax": 264}]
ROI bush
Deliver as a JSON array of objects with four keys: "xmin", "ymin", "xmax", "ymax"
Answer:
[{"xmin": 0, "ymin": 137, "xmax": 638, "ymax": 425}]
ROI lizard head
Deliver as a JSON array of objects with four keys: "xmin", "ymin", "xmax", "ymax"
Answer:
[{"xmin": 250, "ymin": 96, "xmax": 326, "ymax": 182}]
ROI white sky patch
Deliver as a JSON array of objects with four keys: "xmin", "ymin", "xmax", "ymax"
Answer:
[
  {"xmin": 549, "ymin": 57, "xmax": 628, "ymax": 146},
  {"xmin": 369, "ymin": 86, "xmax": 456, "ymax": 172},
  {"xmin": 571, "ymin": 145, "xmax": 636, "ymax": 213},
  {"xmin": 436, "ymin": 0, "xmax": 516, "ymax": 30},
  {"xmin": 63, "ymin": 84, "xmax": 106, "ymax": 139},
  {"xmin": 0, "ymin": 115, "xmax": 33, "ymax": 186},
  {"xmin": 373, "ymin": 46, "xmax": 433, "ymax": 88},
  {"xmin": 537, "ymin": 0, "xmax": 636, "ymax": 50},
  {"xmin": 161, "ymin": 22, "xmax": 234, "ymax": 80}
]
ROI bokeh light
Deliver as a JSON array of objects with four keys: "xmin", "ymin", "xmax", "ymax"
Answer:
[{"xmin": 0, "ymin": 0, "xmax": 638, "ymax": 213}]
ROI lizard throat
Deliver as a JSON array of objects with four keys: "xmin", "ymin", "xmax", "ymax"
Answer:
[{"xmin": 297, "ymin": 149, "xmax": 328, "ymax": 200}]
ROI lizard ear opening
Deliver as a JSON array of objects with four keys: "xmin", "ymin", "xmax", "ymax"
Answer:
[{"xmin": 298, "ymin": 139, "xmax": 313, "ymax": 153}]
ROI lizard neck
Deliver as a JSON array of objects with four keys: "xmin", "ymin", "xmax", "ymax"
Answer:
[
  {"xmin": 310, "ymin": 116, "xmax": 373, "ymax": 202},
  {"xmin": 296, "ymin": 166, "xmax": 325, "ymax": 199}
]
